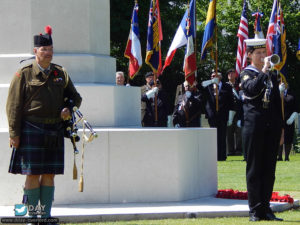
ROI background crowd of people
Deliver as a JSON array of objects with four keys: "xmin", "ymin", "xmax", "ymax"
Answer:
[{"xmin": 115, "ymin": 65, "xmax": 299, "ymax": 164}]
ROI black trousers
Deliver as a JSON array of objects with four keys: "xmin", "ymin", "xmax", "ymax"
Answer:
[
  {"xmin": 209, "ymin": 119, "xmax": 227, "ymax": 161},
  {"xmin": 243, "ymin": 122, "xmax": 281, "ymax": 215},
  {"xmin": 226, "ymin": 115, "xmax": 242, "ymax": 154}
]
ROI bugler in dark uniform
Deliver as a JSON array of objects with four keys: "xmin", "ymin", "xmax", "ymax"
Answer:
[
  {"xmin": 241, "ymin": 38, "xmax": 283, "ymax": 221},
  {"xmin": 6, "ymin": 25, "xmax": 82, "ymax": 224}
]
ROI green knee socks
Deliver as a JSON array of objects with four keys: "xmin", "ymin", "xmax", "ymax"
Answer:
[
  {"xmin": 23, "ymin": 187, "xmax": 40, "ymax": 218},
  {"xmin": 40, "ymin": 185, "xmax": 55, "ymax": 218}
]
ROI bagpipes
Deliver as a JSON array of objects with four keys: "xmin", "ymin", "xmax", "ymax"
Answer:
[{"xmin": 63, "ymin": 97, "xmax": 98, "ymax": 192}]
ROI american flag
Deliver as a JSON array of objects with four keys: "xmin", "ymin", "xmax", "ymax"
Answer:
[
  {"xmin": 235, "ymin": 0, "xmax": 248, "ymax": 77},
  {"xmin": 266, "ymin": 0, "xmax": 278, "ymax": 56}
]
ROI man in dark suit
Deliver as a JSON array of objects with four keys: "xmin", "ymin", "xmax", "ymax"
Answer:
[
  {"xmin": 226, "ymin": 68, "xmax": 243, "ymax": 156},
  {"xmin": 141, "ymin": 79, "xmax": 170, "ymax": 127},
  {"xmin": 199, "ymin": 71, "xmax": 234, "ymax": 161}
]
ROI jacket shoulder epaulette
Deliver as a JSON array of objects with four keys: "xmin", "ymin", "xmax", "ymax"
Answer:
[
  {"xmin": 20, "ymin": 63, "xmax": 33, "ymax": 71},
  {"xmin": 52, "ymin": 63, "xmax": 63, "ymax": 70},
  {"xmin": 15, "ymin": 63, "xmax": 33, "ymax": 77}
]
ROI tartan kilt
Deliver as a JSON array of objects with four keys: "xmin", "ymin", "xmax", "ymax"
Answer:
[{"xmin": 9, "ymin": 121, "xmax": 65, "ymax": 175}]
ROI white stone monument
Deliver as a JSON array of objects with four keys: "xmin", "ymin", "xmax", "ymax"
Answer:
[{"xmin": 0, "ymin": 0, "xmax": 217, "ymax": 208}]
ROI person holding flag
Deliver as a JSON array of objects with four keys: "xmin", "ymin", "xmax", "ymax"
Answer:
[
  {"xmin": 199, "ymin": 70, "xmax": 234, "ymax": 161},
  {"xmin": 124, "ymin": 0, "xmax": 142, "ymax": 79},
  {"xmin": 145, "ymin": 0, "xmax": 163, "ymax": 125}
]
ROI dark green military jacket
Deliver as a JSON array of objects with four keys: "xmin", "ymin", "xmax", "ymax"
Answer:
[{"xmin": 6, "ymin": 61, "xmax": 82, "ymax": 137}]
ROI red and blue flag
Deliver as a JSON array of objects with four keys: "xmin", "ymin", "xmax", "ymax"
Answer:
[
  {"xmin": 124, "ymin": 2, "xmax": 142, "ymax": 79},
  {"xmin": 145, "ymin": 0, "xmax": 163, "ymax": 75}
]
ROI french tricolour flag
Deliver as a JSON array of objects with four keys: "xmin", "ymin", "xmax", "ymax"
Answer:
[
  {"xmin": 163, "ymin": 0, "xmax": 196, "ymax": 84},
  {"xmin": 124, "ymin": 2, "xmax": 142, "ymax": 79}
]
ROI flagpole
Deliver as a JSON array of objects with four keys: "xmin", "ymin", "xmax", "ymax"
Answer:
[
  {"xmin": 154, "ymin": 72, "xmax": 158, "ymax": 125},
  {"xmin": 280, "ymin": 77, "xmax": 284, "ymax": 120},
  {"xmin": 214, "ymin": 0, "xmax": 219, "ymax": 112},
  {"xmin": 154, "ymin": 0, "xmax": 158, "ymax": 125},
  {"xmin": 193, "ymin": 0, "xmax": 197, "ymax": 81}
]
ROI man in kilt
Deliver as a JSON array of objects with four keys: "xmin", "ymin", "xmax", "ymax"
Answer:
[{"xmin": 6, "ymin": 25, "xmax": 82, "ymax": 224}]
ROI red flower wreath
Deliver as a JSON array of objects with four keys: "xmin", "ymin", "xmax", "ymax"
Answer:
[{"xmin": 216, "ymin": 189, "xmax": 294, "ymax": 204}]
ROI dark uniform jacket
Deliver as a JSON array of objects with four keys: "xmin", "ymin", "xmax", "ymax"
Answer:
[
  {"xmin": 141, "ymin": 89, "xmax": 170, "ymax": 127},
  {"xmin": 240, "ymin": 65, "xmax": 283, "ymax": 214},
  {"xmin": 282, "ymin": 89, "xmax": 299, "ymax": 144},
  {"xmin": 240, "ymin": 65, "xmax": 282, "ymax": 130},
  {"xmin": 199, "ymin": 82, "xmax": 234, "ymax": 127},
  {"xmin": 227, "ymin": 81, "xmax": 243, "ymax": 119},
  {"xmin": 6, "ymin": 61, "xmax": 82, "ymax": 137},
  {"xmin": 172, "ymin": 92, "xmax": 203, "ymax": 127}
]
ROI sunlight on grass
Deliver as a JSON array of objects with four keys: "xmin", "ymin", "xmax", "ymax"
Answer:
[{"xmin": 65, "ymin": 154, "xmax": 300, "ymax": 225}]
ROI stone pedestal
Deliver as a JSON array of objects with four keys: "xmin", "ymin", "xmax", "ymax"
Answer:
[
  {"xmin": 0, "ymin": 128, "xmax": 218, "ymax": 205},
  {"xmin": 0, "ymin": 0, "xmax": 218, "ymax": 209}
]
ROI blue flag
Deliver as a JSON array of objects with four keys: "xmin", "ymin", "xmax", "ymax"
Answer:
[
  {"xmin": 273, "ymin": 3, "xmax": 287, "ymax": 83},
  {"xmin": 145, "ymin": 0, "xmax": 163, "ymax": 75},
  {"xmin": 200, "ymin": 0, "xmax": 216, "ymax": 60}
]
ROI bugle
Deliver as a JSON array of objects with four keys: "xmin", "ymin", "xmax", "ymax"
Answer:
[{"xmin": 266, "ymin": 54, "xmax": 280, "ymax": 68}]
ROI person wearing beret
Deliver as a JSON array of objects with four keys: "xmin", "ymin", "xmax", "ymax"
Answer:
[
  {"xmin": 6, "ymin": 25, "xmax": 82, "ymax": 224},
  {"xmin": 240, "ymin": 38, "xmax": 283, "ymax": 221}
]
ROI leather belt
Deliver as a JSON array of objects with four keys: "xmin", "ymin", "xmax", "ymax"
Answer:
[{"xmin": 25, "ymin": 116, "xmax": 62, "ymax": 124}]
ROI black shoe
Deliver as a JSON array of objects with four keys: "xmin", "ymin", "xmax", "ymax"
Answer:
[
  {"xmin": 264, "ymin": 213, "xmax": 283, "ymax": 221},
  {"xmin": 277, "ymin": 157, "xmax": 283, "ymax": 161},
  {"xmin": 285, "ymin": 158, "xmax": 289, "ymax": 161},
  {"xmin": 249, "ymin": 213, "xmax": 261, "ymax": 221}
]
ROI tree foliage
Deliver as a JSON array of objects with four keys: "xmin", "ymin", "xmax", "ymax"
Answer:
[{"xmin": 110, "ymin": 0, "xmax": 300, "ymax": 103}]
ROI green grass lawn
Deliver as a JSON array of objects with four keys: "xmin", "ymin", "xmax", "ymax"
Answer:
[{"xmin": 66, "ymin": 153, "xmax": 300, "ymax": 225}]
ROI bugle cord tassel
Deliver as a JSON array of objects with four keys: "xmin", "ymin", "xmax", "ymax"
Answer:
[
  {"xmin": 79, "ymin": 175, "xmax": 84, "ymax": 192},
  {"xmin": 78, "ymin": 123, "xmax": 86, "ymax": 192},
  {"xmin": 73, "ymin": 151, "xmax": 78, "ymax": 180}
]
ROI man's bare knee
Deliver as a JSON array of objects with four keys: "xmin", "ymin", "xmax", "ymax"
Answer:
[{"xmin": 41, "ymin": 174, "xmax": 55, "ymax": 186}]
